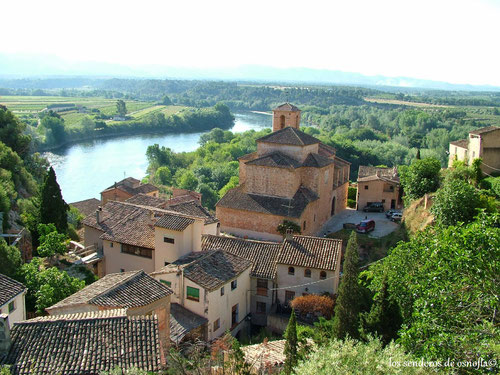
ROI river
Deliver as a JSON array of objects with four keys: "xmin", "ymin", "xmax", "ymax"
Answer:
[{"xmin": 44, "ymin": 111, "xmax": 272, "ymax": 203}]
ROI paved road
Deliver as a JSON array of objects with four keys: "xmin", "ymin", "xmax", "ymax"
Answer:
[{"xmin": 317, "ymin": 208, "xmax": 400, "ymax": 238}]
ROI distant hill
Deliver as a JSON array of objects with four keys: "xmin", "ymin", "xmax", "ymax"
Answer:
[{"xmin": 1, "ymin": 53, "xmax": 499, "ymax": 92}]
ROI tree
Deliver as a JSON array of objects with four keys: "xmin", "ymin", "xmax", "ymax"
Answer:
[
  {"xmin": 471, "ymin": 157, "xmax": 483, "ymax": 186},
  {"xmin": 40, "ymin": 166, "xmax": 69, "ymax": 234},
  {"xmin": 81, "ymin": 116, "xmax": 95, "ymax": 134},
  {"xmin": 0, "ymin": 106, "xmax": 31, "ymax": 156},
  {"xmin": 178, "ymin": 170, "xmax": 198, "ymax": 191},
  {"xmin": 36, "ymin": 223, "xmax": 68, "ymax": 258},
  {"xmin": 360, "ymin": 275, "xmax": 402, "ymax": 346},
  {"xmin": 39, "ymin": 114, "xmax": 66, "ymax": 146},
  {"xmin": 370, "ymin": 212, "xmax": 499, "ymax": 364},
  {"xmin": 277, "ymin": 220, "xmax": 301, "ymax": 236},
  {"xmin": 0, "ymin": 239, "xmax": 22, "ymax": 278},
  {"xmin": 154, "ymin": 166, "xmax": 172, "ymax": 186},
  {"xmin": 219, "ymin": 175, "xmax": 239, "ymax": 198},
  {"xmin": 161, "ymin": 95, "xmax": 172, "ymax": 106},
  {"xmin": 116, "ymin": 100, "xmax": 127, "ymax": 117},
  {"xmin": 21, "ymin": 257, "xmax": 85, "ymax": 313},
  {"xmin": 332, "ymin": 231, "xmax": 361, "ymax": 339},
  {"xmin": 283, "ymin": 308, "xmax": 299, "ymax": 375},
  {"xmin": 399, "ymin": 158, "xmax": 441, "ymax": 203},
  {"xmin": 291, "ymin": 294, "xmax": 335, "ymax": 320},
  {"xmin": 431, "ymin": 178, "xmax": 481, "ymax": 226},
  {"xmin": 197, "ymin": 183, "xmax": 218, "ymax": 211}
]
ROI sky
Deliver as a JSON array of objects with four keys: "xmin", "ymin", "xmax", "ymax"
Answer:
[{"xmin": 2, "ymin": 0, "xmax": 500, "ymax": 86}]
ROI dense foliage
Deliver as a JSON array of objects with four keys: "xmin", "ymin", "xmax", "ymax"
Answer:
[
  {"xmin": 40, "ymin": 166, "xmax": 69, "ymax": 233},
  {"xmin": 294, "ymin": 337, "xmax": 435, "ymax": 375},
  {"xmin": 399, "ymin": 158, "xmax": 441, "ymax": 203},
  {"xmin": 369, "ymin": 213, "xmax": 499, "ymax": 366}
]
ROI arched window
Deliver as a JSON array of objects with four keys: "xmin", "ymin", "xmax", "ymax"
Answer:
[
  {"xmin": 304, "ymin": 269, "xmax": 311, "ymax": 278},
  {"xmin": 288, "ymin": 266, "xmax": 295, "ymax": 275},
  {"xmin": 280, "ymin": 115, "xmax": 285, "ymax": 129},
  {"xmin": 320, "ymin": 271, "xmax": 327, "ymax": 280}
]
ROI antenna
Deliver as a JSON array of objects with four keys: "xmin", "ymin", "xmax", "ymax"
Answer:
[{"xmin": 123, "ymin": 171, "xmax": 126, "ymax": 178}]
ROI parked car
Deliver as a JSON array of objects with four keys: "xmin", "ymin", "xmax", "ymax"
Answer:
[
  {"xmin": 363, "ymin": 202, "xmax": 384, "ymax": 213},
  {"xmin": 391, "ymin": 212, "xmax": 403, "ymax": 222},
  {"xmin": 356, "ymin": 219, "xmax": 375, "ymax": 233},
  {"xmin": 385, "ymin": 209, "xmax": 401, "ymax": 218}
]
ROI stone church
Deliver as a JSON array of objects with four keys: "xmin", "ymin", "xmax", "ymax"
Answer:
[{"xmin": 216, "ymin": 103, "xmax": 350, "ymax": 240}]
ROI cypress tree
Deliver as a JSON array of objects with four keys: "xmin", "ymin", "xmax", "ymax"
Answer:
[
  {"xmin": 332, "ymin": 231, "xmax": 361, "ymax": 340},
  {"xmin": 361, "ymin": 275, "xmax": 402, "ymax": 345},
  {"xmin": 40, "ymin": 166, "xmax": 68, "ymax": 233},
  {"xmin": 283, "ymin": 308, "xmax": 298, "ymax": 375}
]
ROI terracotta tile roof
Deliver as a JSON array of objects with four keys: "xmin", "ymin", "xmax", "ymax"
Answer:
[
  {"xmin": 69, "ymin": 198, "xmax": 101, "ymax": 217},
  {"xmin": 277, "ymin": 235, "xmax": 342, "ymax": 271},
  {"xmin": 83, "ymin": 201, "xmax": 203, "ymax": 248},
  {"xmin": 167, "ymin": 201, "xmax": 218, "ymax": 225},
  {"xmin": 0, "ymin": 273, "xmax": 26, "ymax": 307},
  {"xmin": 242, "ymin": 339, "xmax": 286, "ymax": 371},
  {"xmin": 318, "ymin": 143, "xmax": 336, "ymax": 158},
  {"xmin": 126, "ymin": 193, "xmax": 168, "ymax": 208},
  {"xmin": 216, "ymin": 185, "xmax": 318, "ymax": 218},
  {"xmin": 201, "ymin": 235, "xmax": 281, "ymax": 280},
  {"xmin": 302, "ymin": 153, "xmax": 335, "ymax": 168},
  {"xmin": 155, "ymin": 213, "xmax": 195, "ymax": 231},
  {"xmin": 2, "ymin": 309, "xmax": 162, "ymax": 374},
  {"xmin": 274, "ymin": 103, "xmax": 300, "ymax": 112},
  {"xmin": 46, "ymin": 270, "xmax": 172, "ymax": 312},
  {"xmin": 160, "ymin": 250, "xmax": 252, "ymax": 291},
  {"xmin": 257, "ymin": 127, "xmax": 320, "ymax": 146},
  {"xmin": 450, "ymin": 139, "xmax": 468, "ymax": 148},
  {"xmin": 333, "ymin": 155, "xmax": 351, "ymax": 166},
  {"xmin": 246, "ymin": 152, "xmax": 301, "ymax": 168},
  {"xmin": 357, "ymin": 166, "xmax": 399, "ymax": 183},
  {"xmin": 101, "ymin": 177, "xmax": 158, "ymax": 195},
  {"xmin": 469, "ymin": 125, "xmax": 500, "ymax": 135},
  {"xmin": 170, "ymin": 303, "xmax": 207, "ymax": 344}
]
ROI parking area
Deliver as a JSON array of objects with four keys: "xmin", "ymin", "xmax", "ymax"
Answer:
[{"xmin": 318, "ymin": 208, "xmax": 400, "ymax": 238}]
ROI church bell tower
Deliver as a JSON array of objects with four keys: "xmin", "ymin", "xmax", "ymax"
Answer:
[{"xmin": 272, "ymin": 103, "xmax": 301, "ymax": 132}]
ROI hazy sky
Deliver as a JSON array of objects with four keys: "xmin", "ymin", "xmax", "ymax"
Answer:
[{"xmin": 3, "ymin": 0, "xmax": 499, "ymax": 85}]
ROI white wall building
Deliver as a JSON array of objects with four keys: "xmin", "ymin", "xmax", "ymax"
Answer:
[{"xmin": 0, "ymin": 274, "xmax": 27, "ymax": 328}]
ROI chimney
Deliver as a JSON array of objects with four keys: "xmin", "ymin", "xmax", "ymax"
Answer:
[
  {"xmin": 285, "ymin": 229, "xmax": 294, "ymax": 241},
  {"xmin": 0, "ymin": 313, "xmax": 11, "ymax": 355},
  {"xmin": 154, "ymin": 303, "xmax": 170, "ymax": 366},
  {"xmin": 96, "ymin": 206, "xmax": 102, "ymax": 224},
  {"xmin": 376, "ymin": 170, "xmax": 381, "ymax": 177}
]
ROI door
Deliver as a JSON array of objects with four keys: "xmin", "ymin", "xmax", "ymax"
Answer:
[
  {"xmin": 391, "ymin": 199, "xmax": 396, "ymax": 209},
  {"xmin": 331, "ymin": 197, "xmax": 336, "ymax": 216}
]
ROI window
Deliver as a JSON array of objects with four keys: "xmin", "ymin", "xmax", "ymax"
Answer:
[
  {"xmin": 382, "ymin": 199, "xmax": 385, "ymax": 203},
  {"xmin": 231, "ymin": 280, "xmax": 237, "ymax": 290},
  {"xmin": 320, "ymin": 271, "xmax": 327, "ymax": 280},
  {"xmin": 164, "ymin": 237, "xmax": 175, "ymax": 244},
  {"xmin": 288, "ymin": 266, "xmax": 295, "ymax": 275},
  {"xmin": 364, "ymin": 185, "xmax": 368, "ymax": 190},
  {"xmin": 256, "ymin": 301, "xmax": 266, "ymax": 314},
  {"xmin": 256, "ymin": 279, "xmax": 268, "ymax": 296},
  {"xmin": 187, "ymin": 286, "xmax": 200, "ymax": 302},
  {"xmin": 213, "ymin": 318, "xmax": 220, "ymax": 332},
  {"xmin": 164, "ymin": 261, "xmax": 170, "ymax": 266},
  {"xmin": 231, "ymin": 304, "xmax": 239, "ymax": 327},
  {"xmin": 110, "ymin": 242, "xmax": 113, "ymax": 248},
  {"xmin": 120, "ymin": 268, "xmax": 125, "ymax": 273},
  {"xmin": 8, "ymin": 301, "xmax": 15, "ymax": 313},
  {"xmin": 389, "ymin": 185, "xmax": 394, "ymax": 191},
  {"xmin": 160, "ymin": 280, "xmax": 172, "ymax": 287},
  {"xmin": 304, "ymin": 269, "xmax": 311, "ymax": 278},
  {"xmin": 121, "ymin": 244, "xmax": 152, "ymax": 259},
  {"xmin": 285, "ymin": 291, "xmax": 295, "ymax": 304},
  {"xmin": 220, "ymin": 286, "xmax": 225, "ymax": 296},
  {"xmin": 303, "ymin": 221, "xmax": 306, "ymax": 230}
]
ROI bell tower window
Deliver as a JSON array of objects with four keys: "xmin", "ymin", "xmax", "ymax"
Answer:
[{"xmin": 280, "ymin": 115, "xmax": 286, "ymax": 129}]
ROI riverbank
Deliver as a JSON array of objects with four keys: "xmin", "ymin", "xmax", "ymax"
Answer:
[{"xmin": 36, "ymin": 104, "xmax": 234, "ymax": 152}]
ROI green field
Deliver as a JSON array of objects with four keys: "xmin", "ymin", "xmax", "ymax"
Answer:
[{"xmin": 0, "ymin": 96, "xmax": 186, "ymax": 127}]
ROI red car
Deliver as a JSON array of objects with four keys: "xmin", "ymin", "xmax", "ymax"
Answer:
[{"xmin": 356, "ymin": 219, "xmax": 375, "ymax": 233}]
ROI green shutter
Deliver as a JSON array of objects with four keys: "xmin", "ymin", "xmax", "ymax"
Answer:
[
  {"xmin": 160, "ymin": 280, "xmax": 172, "ymax": 287},
  {"xmin": 187, "ymin": 286, "xmax": 200, "ymax": 301}
]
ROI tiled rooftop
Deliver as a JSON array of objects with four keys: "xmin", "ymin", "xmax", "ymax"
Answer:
[
  {"xmin": 126, "ymin": 193, "xmax": 169, "ymax": 208},
  {"xmin": 46, "ymin": 270, "xmax": 172, "ymax": 312},
  {"xmin": 278, "ymin": 236, "xmax": 342, "ymax": 272},
  {"xmin": 101, "ymin": 177, "xmax": 158, "ymax": 195},
  {"xmin": 170, "ymin": 303, "xmax": 207, "ymax": 344},
  {"xmin": 2, "ymin": 309, "xmax": 162, "ymax": 374},
  {"xmin": 201, "ymin": 235, "xmax": 281, "ymax": 280},
  {"xmin": 69, "ymin": 198, "xmax": 101, "ymax": 217},
  {"xmin": 450, "ymin": 139, "xmax": 468, "ymax": 148},
  {"xmin": 216, "ymin": 184, "xmax": 318, "ymax": 218},
  {"xmin": 246, "ymin": 152, "xmax": 301, "ymax": 169},
  {"xmin": 0, "ymin": 273, "xmax": 26, "ymax": 307},
  {"xmin": 357, "ymin": 166, "xmax": 399, "ymax": 183},
  {"xmin": 155, "ymin": 213, "xmax": 196, "ymax": 231},
  {"xmin": 274, "ymin": 103, "xmax": 300, "ymax": 112},
  {"xmin": 257, "ymin": 127, "xmax": 320, "ymax": 146}
]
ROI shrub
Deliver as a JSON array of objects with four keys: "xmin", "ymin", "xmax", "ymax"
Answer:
[
  {"xmin": 291, "ymin": 294, "xmax": 335, "ymax": 319},
  {"xmin": 277, "ymin": 220, "xmax": 301, "ymax": 236}
]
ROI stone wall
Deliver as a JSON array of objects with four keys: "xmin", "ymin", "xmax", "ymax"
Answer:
[{"xmin": 244, "ymin": 165, "xmax": 300, "ymax": 198}]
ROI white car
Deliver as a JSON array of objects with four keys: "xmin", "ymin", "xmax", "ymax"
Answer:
[{"xmin": 391, "ymin": 212, "xmax": 403, "ymax": 222}]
